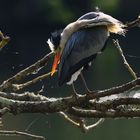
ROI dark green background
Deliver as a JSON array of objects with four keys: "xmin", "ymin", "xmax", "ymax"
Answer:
[{"xmin": 0, "ymin": 0, "xmax": 140, "ymax": 140}]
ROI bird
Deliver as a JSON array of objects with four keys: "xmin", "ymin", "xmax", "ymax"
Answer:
[{"xmin": 47, "ymin": 11, "xmax": 125, "ymax": 92}]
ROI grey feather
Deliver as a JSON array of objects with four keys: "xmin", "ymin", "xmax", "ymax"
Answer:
[
  {"xmin": 78, "ymin": 12, "xmax": 99, "ymax": 20},
  {"xmin": 58, "ymin": 26, "xmax": 108, "ymax": 86}
]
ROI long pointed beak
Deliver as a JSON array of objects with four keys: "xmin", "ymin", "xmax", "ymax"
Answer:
[{"xmin": 51, "ymin": 52, "xmax": 60, "ymax": 76}]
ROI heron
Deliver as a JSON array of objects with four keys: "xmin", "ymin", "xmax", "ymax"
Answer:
[{"xmin": 47, "ymin": 11, "xmax": 125, "ymax": 94}]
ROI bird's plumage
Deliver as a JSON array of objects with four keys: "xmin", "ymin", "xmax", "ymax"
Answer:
[
  {"xmin": 77, "ymin": 12, "xmax": 99, "ymax": 20},
  {"xmin": 47, "ymin": 11, "xmax": 125, "ymax": 86},
  {"xmin": 58, "ymin": 26, "xmax": 108, "ymax": 86}
]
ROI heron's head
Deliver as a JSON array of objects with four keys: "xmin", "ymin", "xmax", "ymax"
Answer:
[
  {"xmin": 47, "ymin": 30, "xmax": 63, "ymax": 76},
  {"xmin": 47, "ymin": 30, "xmax": 62, "ymax": 52}
]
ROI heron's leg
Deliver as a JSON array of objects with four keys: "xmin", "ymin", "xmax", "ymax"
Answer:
[
  {"xmin": 72, "ymin": 83, "xmax": 79, "ymax": 99},
  {"xmin": 80, "ymin": 72, "xmax": 92, "ymax": 93}
]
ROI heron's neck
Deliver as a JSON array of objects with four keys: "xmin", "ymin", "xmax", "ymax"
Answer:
[{"xmin": 59, "ymin": 22, "xmax": 78, "ymax": 54}]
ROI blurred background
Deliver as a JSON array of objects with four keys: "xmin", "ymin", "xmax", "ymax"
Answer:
[{"xmin": 0, "ymin": 0, "xmax": 140, "ymax": 140}]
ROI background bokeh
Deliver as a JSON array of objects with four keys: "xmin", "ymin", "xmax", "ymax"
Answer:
[{"xmin": 0, "ymin": 0, "xmax": 140, "ymax": 140}]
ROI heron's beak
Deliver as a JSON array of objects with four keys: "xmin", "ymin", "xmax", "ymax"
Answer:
[{"xmin": 51, "ymin": 52, "xmax": 60, "ymax": 76}]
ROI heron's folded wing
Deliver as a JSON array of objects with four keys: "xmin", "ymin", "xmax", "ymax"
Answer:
[{"xmin": 58, "ymin": 26, "xmax": 108, "ymax": 85}]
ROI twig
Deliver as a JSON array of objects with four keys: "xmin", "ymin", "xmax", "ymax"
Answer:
[
  {"xmin": 125, "ymin": 15, "xmax": 140, "ymax": 29},
  {"xmin": 113, "ymin": 39, "xmax": 137, "ymax": 79},
  {"xmin": 25, "ymin": 117, "xmax": 41, "ymax": 132},
  {"xmin": 0, "ymin": 52, "xmax": 53, "ymax": 92},
  {"xmin": 0, "ymin": 130, "xmax": 45, "ymax": 140},
  {"xmin": 59, "ymin": 112, "xmax": 104, "ymax": 133},
  {"xmin": 89, "ymin": 78, "xmax": 140, "ymax": 99},
  {"xmin": 59, "ymin": 112, "xmax": 80, "ymax": 126},
  {"xmin": 84, "ymin": 118, "xmax": 104, "ymax": 130},
  {"xmin": 0, "ymin": 91, "xmax": 48, "ymax": 101},
  {"xmin": 0, "ymin": 31, "xmax": 10, "ymax": 49},
  {"xmin": 79, "ymin": 118, "xmax": 104, "ymax": 133},
  {"xmin": 0, "ymin": 107, "xmax": 10, "ymax": 117},
  {"xmin": 12, "ymin": 72, "xmax": 52, "ymax": 91}
]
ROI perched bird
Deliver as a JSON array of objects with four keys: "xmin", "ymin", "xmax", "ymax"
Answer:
[{"xmin": 47, "ymin": 11, "xmax": 125, "ymax": 88}]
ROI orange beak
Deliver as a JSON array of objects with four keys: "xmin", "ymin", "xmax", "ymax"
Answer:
[{"xmin": 51, "ymin": 52, "xmax": 60, "ymax": 76}]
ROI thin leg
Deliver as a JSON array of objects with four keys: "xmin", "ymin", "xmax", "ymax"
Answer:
[
  {"xmin": 80, "ymin": 72, "xmax": 92, "ymax": 93},
  {"xmin": 72, "ymin": 83, "xmax": 79, "ymax": 99}
]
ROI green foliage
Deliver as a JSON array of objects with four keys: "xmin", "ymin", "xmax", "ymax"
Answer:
[{"xmin": 39, "ymin": 0, "xmax": 75, "ymax": 23}]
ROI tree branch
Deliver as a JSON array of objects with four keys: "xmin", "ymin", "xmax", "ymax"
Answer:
[
  {"xmin": 125, "ymin": 15, "xmax": 140, "ymax": 29},
  {"xmin": 0, "ymin": 90, "xmax": 140, "ymax": 116},
  {"xmin": 12, "ymin": 72, "xmax": 52, "ymax": 91},
  {"xmin": 0, "ymin": 130, "xmax": 45, "ymax": 140},
  {"xmin": 113, "ymin": 39, "xmax": 137, "ymax": 79},
  {"xmin": 0, "ymin": 31, "xmax": 10, "ymax": 49},
  {"xmin": 0, "ymin": 52, "xmax": 53, "ymax": 92},
  {"xmin": 0, "ymin": 91, "xmax": 48, "ymax": 101},
  {"xmin": 89, "ymin": 78, "xmax": 140, "ymax": 99},
  {"xmin": 69, "ymin": 107, "xmax": 140, "ymax": 118}
]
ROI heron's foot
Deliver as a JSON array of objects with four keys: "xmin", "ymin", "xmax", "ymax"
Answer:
[
  {"xmin": 72, "ymin": 91, "xmax": 80, "ymax": 101},
  {"xmin": 85, "ymin": 90, "xmax": 99, "ymax": 98}
]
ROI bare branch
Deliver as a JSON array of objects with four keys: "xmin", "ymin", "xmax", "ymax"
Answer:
[
  {"xmin": 0, "ymin": 77, "xmax": 139, "ymax": 107},
  {"xmin": 89, "ymin": 78, "xmax": 140, "ymax": 99},
  {"xmin": 59, "ymin": 112, "xmax": 104, "ymax": 133},
  {"xmin": 0, "ymin": 107, "xmax": 10, "ymax": 117},
  {"xmin": 113, "ymin": 39, "xmax": 137, "ymax": 79},
  {"xmin": 0, "ymin": 79, "xmax": 139, "ymax": 116},
  {"xmin": 0, "ymin": 31, "xmax": 10, "ymax": 49},
  {"xmin": 59, "ymin": 112, "xmax": 80, "ymax": 126},
  {"xmin": 125, "ymin": 15, "xmax": 140, "ymax": 29},
  {"xmin": 84, "ymin": 118, "xmax": 104, "ymax": 130},
  {"xmin": 12, "ymin": 72, "xmax": 52, "ymax": 91},
  {"xmin": 79, "ymin": 118, "xmax": 105, "ymax": 133},
  {"xmin": 0, "ymin": 52, "xmax": 53, "ymax": 92},
  {"xmin": 88, "ymin": 97, "xmax": 140, "ymax": 111},
  {"xmin": 69, "ymin": 107, "xmax": 140, "ymax": 118},
  {"xmin": 0, "ymin": 91, "xmax": 48, "ymax": 101},
  {"xmin": 0, "ymin": 130, "xmax": 45, "ymax": 140},
  {"xmin": 0, "ymin": 91, "xmax": 140, "ymax": 116}
]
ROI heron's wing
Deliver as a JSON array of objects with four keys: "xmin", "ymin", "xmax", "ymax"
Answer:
[
  {"xmin": 78, "ymin": 12, "xmax": 125, "ymax": 35},
  {"xmin": 78, "ymin": 12, "xmax": 99, "ymax": 20},
  {"xmin": 58, "ymin": 26, "xmax": 108, "ymax": 85}
]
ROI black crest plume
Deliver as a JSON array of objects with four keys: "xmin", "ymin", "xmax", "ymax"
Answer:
[{"xmin": 51, "ymin": 29, "xmax": 63, "ymax": 50}]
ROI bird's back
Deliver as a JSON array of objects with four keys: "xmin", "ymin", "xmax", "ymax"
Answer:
[{"xmin": 58, "ymin": 26, "xmax": 108, "ymax": 86}]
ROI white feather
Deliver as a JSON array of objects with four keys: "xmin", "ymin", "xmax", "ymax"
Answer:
[
  {"xmin": 47, "ymin": 39, "xmax": 55, "ymax": 52},
  {"xmin": 67, "ymin": 67, "xmax": 83, "ymax": 85}
]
